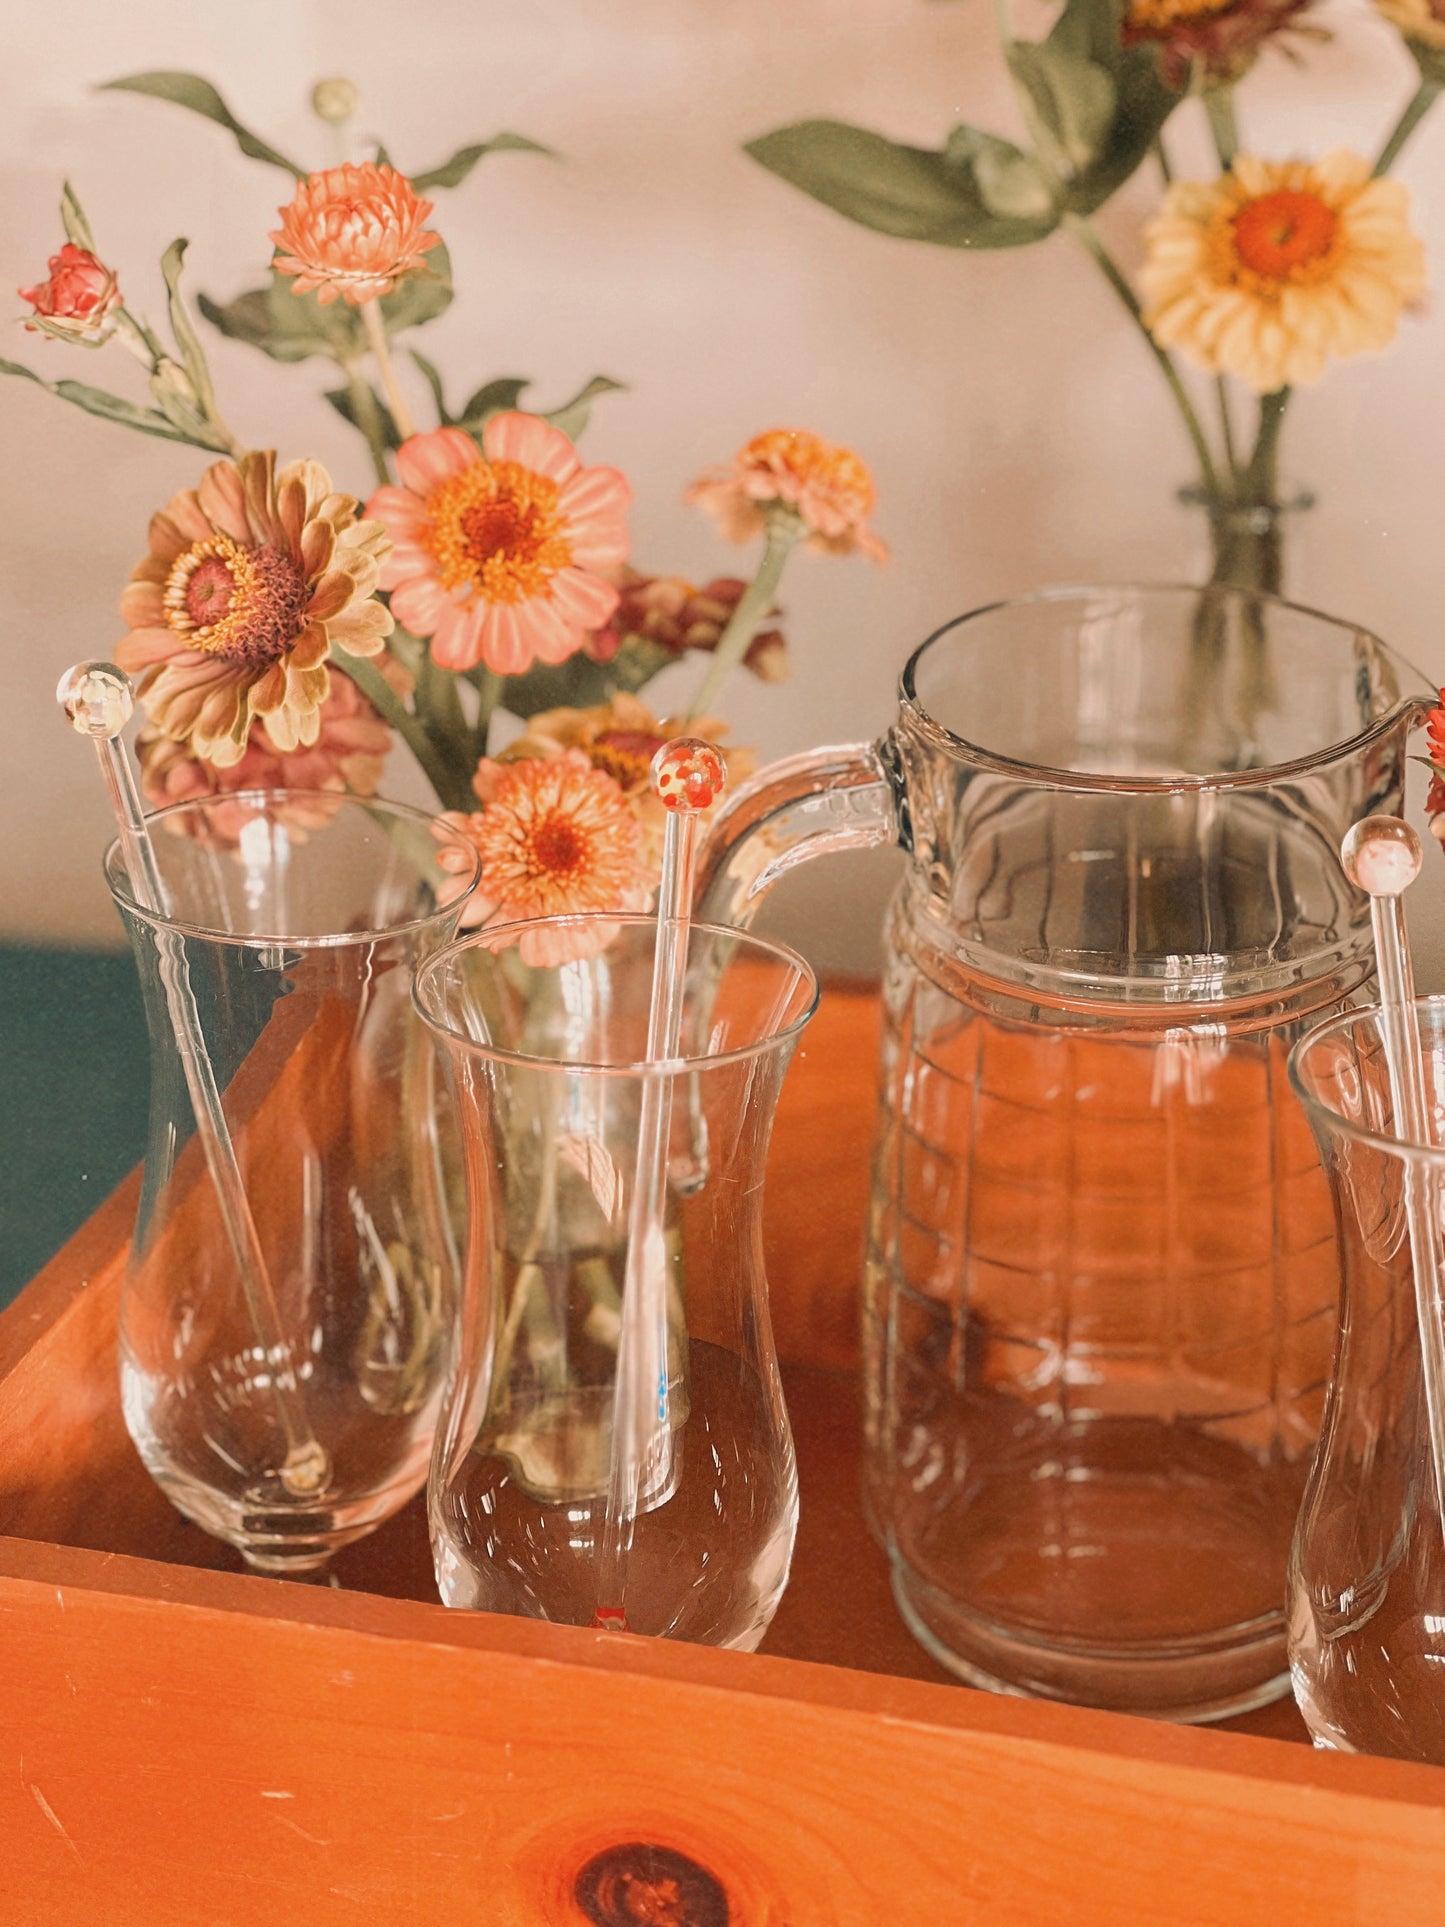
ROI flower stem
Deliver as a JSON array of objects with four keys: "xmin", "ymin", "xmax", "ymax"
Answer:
[
  {"xmin": 1203, "ymin": 86, "xmax": 1239, "ymax": 171},
  {"xmin": 685, "ymin": 516, "xmax": 800, "ymax": 722},
  {"xmin": 1215, "ymin": 376, "xmax": 1239, "ymax": 480},
  {"xmin": 360, "ymin": 298, "xmax": 416, "ymax": 441},
  {"xmin": 1248, "ymin": 387, "xmax": 1290, "ymax": 500},
  {"xmin": 333, "ymin": 652, "xmax": 469, "ymax": 809},
  {"xmin": 342, "ymin": 359, "xmax": 393, "ymax": 486},
  {"xmin": 1375, "ymin": 80, "xmax": 1441, "ymax": 177},
  {"xmin": 1064, "ymin": 213, "xmax": 1222, "ymax": 498},
  {"xmin": 471, "ymin": 668, "xmax": 502, "ymax": 763}
]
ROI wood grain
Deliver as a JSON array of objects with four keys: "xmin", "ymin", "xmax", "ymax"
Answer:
[{"xmin": 0, "ymin": 1533, "xmax": 1441, "ymax": 1924}]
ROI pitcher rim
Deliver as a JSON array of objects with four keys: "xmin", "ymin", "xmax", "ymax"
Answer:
[
  {"xmin": 413, "ymin": 913, "xmax": 820, "ymax": 1076},
  {"xmin": 105, "ymin": 787, "xmax": 482, "ymax": 949},
  {"xmin": 899, "ymin": 582, "xmax": 1429, "ymax": 794},
  {"xmin": 1290, "ymin": 994, "xmax": 1445, "ymax": 1166}
]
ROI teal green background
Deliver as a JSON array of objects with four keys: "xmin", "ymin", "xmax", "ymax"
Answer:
[{"xmin": 0, "ymin": 944, "xmax": 148, "ymax": 1309}]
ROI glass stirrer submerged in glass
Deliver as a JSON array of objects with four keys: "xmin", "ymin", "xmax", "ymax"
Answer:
[
  {"xmin": 56, "ymin": 660, "xmax": 330, "ymax": 1501},
  {"xmin": 593, "ymin": 737, "xmax": 728, "ymax": 1632}
]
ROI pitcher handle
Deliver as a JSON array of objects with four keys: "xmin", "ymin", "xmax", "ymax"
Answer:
[{"xmin": 693, "ymin": 737, "xmax": 905, "ymax": 930}]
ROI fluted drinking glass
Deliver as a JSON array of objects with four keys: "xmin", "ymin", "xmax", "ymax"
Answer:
[
  {"xmin": 109, "ymin": 789, "xmax": 478, "ymax": 1573},
  {"xmin": 414, "ymin": 914, "xmax": 817, "ymax": 1648}
]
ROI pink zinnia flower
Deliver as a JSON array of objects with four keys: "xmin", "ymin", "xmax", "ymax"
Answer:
[
  {"xmin": 436, "ymin": 749, "xmax": 653, "ymax": 963},
  {"xmin": 270, "ymin": 162, "xmax": 441, "ymax": 307},
  {"xmin": 19, "ymin": 242, "xmax": 122, "ymax": 343},
  {"xmin": 367, "ymin": 414, "xmax": 630, "ymax": 676},
  {"xmin": 686, "ymin": 428, "xmax": 887, "ymax": 561}
]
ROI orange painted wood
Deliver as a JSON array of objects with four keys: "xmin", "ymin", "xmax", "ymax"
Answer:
[
  {"xmin": 5, "ymin": 981, "xmax": 1442, "ymax": 1919},
  {"xmin": 762, "ymin": 980, "xmax": 879, "ymax": 1372}
]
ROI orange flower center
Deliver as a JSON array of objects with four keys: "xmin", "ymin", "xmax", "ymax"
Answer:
[
  {"xmin": 527, "ymin": 813, "xmax": 586, "ymax": 878},
  {"xmin": 588, "ymin": 728, "xmax": 666, "ymax": 791},
  {"xmin": 163, "ymin": 536, "xmax": 310, "ymax": 666},
  {"xmin": 1232, "ymin": 190, "xmax": 1338, "ymax": 281},
  {"xmin": 424, "ymin": 459, "xmax": 572, "ymax": 605}
]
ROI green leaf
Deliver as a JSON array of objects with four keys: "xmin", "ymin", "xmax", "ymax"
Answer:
[
  {"xmin": 158, "ymin": 238, "xmax": 222, "ymax": 417},
  {"xmin": 1033, "ymin": 0, "xmax": 1182, "ymax": 213},
  {"xmin": 375, "ymin": 141, "xmax": 394, "ymax": 168},
  {"xmin": 410, "ymin": 350, "xmax": 453, "ymax": 423},
  {"xmin": 544, "ymin": 374, "xmax": 624, "ymax": 440},
  {"xmin": 456, "ymin": 376, "xmax": 531, "ymax": 430},
  {"xmin": 496, "ymin": 654, "xmax": 617, "ymax": 718},
  {"xmin": 0, "ymin": 354, "xmax": 217, "ymax": 446},
  {"xmin": 411, "ymin": 133, "xmax": 551, "ymax": 192},
  {"xmin": 59, "ymin": 181, "xmax": 96, "ymax": 253},
  {"xmin": 1006, "ymin": 43, "xmax": 1117, "ymax": 175},
  {"xmin": 324, "ymin": 382, "xmax": 400, "ymax": 448},
  {"xmin": 377, "ymin": 240, "xmax": 454, "ymax": 334},
  {"xmin": 99, "ymin": 72, "xmax": 306, "ymax": 177},
  {"xmin": 746, "ymin": 119, "xmax": 1058, "ymax": 249},
  {"xmin": 944, "ymin": 128, "xmax": 1055, "ymax": 222},
  {"xmin": 608, "ymin": 636, "xmax": 677, "ymax": 693},
  {"xmin": 198, "ymin": 278, "xmax": 361, "ymax": 365}
]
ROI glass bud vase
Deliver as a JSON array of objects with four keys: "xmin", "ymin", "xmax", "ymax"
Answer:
[
  {"xmin": 413, "ymin": 914, "xmax": 817, "ymax": 1648},
  {"xmin": 1289, "ymin": 997, "xmax": 1445, "ymax": 1761},
  {"xmin": 108, "ymin": 789, "xmax": 479, "ymax": 1574}
]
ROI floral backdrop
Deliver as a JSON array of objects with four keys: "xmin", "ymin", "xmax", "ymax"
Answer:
[{"xmin": 4, "ymin": 0, "xmax": 1445, "ymax": 970}]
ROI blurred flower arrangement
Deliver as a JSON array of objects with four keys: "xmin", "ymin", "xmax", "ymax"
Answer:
[
  {"xmin": 9, "ymin": 73, "xmax": 885, "ymax": 929},
  {"xmin": 748, "ymin": 0, "xmax": 1439, "ymax": 597}
]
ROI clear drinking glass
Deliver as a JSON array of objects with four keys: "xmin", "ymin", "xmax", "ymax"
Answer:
[
  {"xmin": 1289, "ymin": 998, "xmax": 1445, "ymax": 1761},
  {"xmin": 696, "ymin": 585, "xmax": 1428, "ymax": 1716},
  {"xmin": 108, "ymin": 789, "xmax": 478, "ymax": 1573},
  {"xmin": 413, "ymin": 914, "xmax": 817, "ymax": 1648}
]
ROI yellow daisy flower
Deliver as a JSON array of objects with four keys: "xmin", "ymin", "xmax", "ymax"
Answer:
[{"xmin": 1140, "ymin": 151, "xmax": 1427, "ymax": 394}]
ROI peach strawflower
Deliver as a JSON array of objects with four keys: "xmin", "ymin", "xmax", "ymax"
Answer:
[
  {"xmin": 500, "ymin": 693, "xmax": 753, "ymax": 867},
  {"xmin": 586, "ymin": 566, "xmax": 788, "ymax": 681},
  {"xmin": 136, "ymin": 653, "xmax": 411, "ymax": 842},
  {"xmin": 270, "ymin": 162, "xmax": 441, "ymax": 307},
  {"xmin": 436, "ymin": 748, "xmax": 653, "ymax": 963},
  {"xmin": 366, "ymin": 414, "xmax": 630, "ymax": 676},
  {"xmin": 19, "ymin": 242, "xmax": 121, "ymax": 343},
  {"xmin": 116, "ymin": 451, "xmax": 393, "ymax": 767},
  {"xmin": 686, "ymin": 429, "xmax": 887, "ymax": 561},
  {"xmin": 1122, "ymin": 0, "xmax": 1322, "ymax": 86},
  {"xmin": 1141, "ymin": 152, "xmax": 1427, "ymax": 393}
]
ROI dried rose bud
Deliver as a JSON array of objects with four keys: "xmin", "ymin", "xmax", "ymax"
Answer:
[{"xmin": 19, "ymin": 243, "xmax": 122, "ymax": 344}]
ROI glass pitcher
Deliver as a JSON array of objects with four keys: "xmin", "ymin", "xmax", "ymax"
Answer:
[{"xmin": 695, "ymin": 584, "xmax": 1427, "ymax": 1719}]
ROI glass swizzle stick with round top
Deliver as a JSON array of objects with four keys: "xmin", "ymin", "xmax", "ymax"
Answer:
[{"xmin": 57, "ymin": 661, "xmax": 330, "ymax": 1501}]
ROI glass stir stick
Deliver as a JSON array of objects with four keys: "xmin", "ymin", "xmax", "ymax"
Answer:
[
  {"xmin": 57, "ymin": 662, "xmax": 330, "ymax": 1501},
  {"xmin": 1341, "ymin": 814, "xmax": 1445, "ymax": 1539},
  {"xmin": 594, "ymin": 738, "xmax": 727, "ymax": 1633}
]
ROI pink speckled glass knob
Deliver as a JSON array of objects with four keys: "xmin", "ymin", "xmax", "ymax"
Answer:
[{"xmin": 651, "ymin": 738, "xmax": 726, "ymax": 813}]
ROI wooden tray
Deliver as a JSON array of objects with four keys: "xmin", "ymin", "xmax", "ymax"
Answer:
[{"xmin": 1, "ymin": 985, "xmax": 1441, "ymax": 1922}]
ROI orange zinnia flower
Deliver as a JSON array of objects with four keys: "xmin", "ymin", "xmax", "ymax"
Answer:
[
  {"xmin": 686, "ymin": 428, "xmax": 886, "ymax": 561},
  {"xmin": 271, "ymin": 162, "xmax": 441, "ymax": 306},
  {"xmin": 366, "ymin": 415, "xmax": 630, "ymax": 676},
  {"xmin": 116, "ymin": 452, "xmax": 393, "ymax": 766},
  {"xmin": 436, "ymin": 749, "xmax": 653, "ymax": 963},
  {"xmin": 500, "ymin": 693, "xmax": 752, "ymax": 869},
  {"xmin": 1121, "ymin": 0, "xmax": 1322, "ymax": 86}
]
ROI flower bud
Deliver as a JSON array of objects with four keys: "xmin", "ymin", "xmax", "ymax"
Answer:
[
  {"xmin": 19, "ymin": 243, "xmax": 121, "ymax": 344},
  {"xmin": 311, "ymin": 77, "xmax": 359, "ymax": 125}
]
